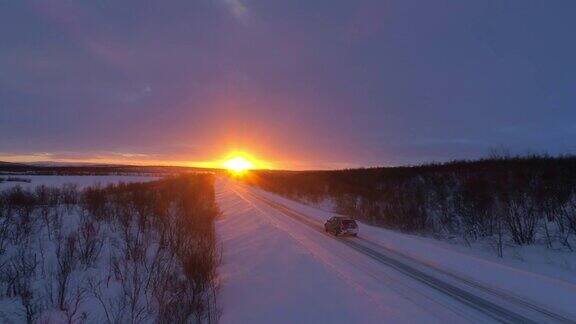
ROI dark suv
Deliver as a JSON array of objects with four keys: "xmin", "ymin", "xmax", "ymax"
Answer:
[{"xmin": 324, "ymin": 217, "xmax": 358, "ymax": 237}]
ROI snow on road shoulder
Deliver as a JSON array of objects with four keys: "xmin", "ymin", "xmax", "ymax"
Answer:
[
  {"xmin": 216, "ymin": 179, "xmax": 426, "ymax": 324},
  {"xmin": 248, "ymin": 185, "xmax": 576, "ymax": 319}
]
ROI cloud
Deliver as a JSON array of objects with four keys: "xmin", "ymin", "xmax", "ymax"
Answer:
[
  {"xmin": 222, "ymin": 0, "xmax": 248, "ymax": 23},
  {"xmin": 410, "ymin": 137, "xmax": 489, "ymax": 147},
  {"xmin": 122, "ymin": 85, "xmax": 152, "ymax": 103},
  {"xmin": 0, "ymin": 152, "xmax": 54, "ymax": 163}
]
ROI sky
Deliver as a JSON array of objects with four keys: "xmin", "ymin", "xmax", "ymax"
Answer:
[{"xmin": 1, "ymin": 0, "xmax": 575, "ymax": 170}]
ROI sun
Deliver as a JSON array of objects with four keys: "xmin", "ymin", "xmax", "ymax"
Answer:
[{"xmin": 223, "ymin": 156, "xmax": 255, "ymax": 174}]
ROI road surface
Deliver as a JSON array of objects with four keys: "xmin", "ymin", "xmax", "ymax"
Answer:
[{"xmin": 216, "ymin": 178, "xmax": 576, "ymax": 323}]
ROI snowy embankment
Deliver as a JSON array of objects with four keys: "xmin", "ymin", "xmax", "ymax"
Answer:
[{"xmin": 249, "ymin": 184, "xmax": 576, "ymax": 320}]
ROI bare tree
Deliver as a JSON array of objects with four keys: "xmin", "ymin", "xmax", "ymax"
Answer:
[
  {"xmin": 77, "ymin": 213, "xmax": 104, "ymax": 268},
  {"xmin": 0, "ymin": 247, "xmax": 41, "ymax": 324},
  {"xmin": 55, "ymin": 233, "xmax": 79, "ymax": 311}
]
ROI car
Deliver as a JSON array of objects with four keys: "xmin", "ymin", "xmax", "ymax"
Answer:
[{"xmin": 324, "ymin": 216, "xmax": 358, "ymax": 237}]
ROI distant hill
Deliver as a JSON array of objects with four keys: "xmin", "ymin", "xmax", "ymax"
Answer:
[
  {"xmin": 0, "ymin": 161, "xmax": 221, "ymax": 176},
  {"xmin": 0, "ymin": 161, "xmax": 29, "ymax": 167},
  {"xmin": 25, "ymin": 161, "xmax": 128, "ymax": 167}
]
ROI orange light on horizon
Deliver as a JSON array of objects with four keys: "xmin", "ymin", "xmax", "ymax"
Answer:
[
  {"xmin": 219, "ymin": 150, "xmax": 274, "ymax": 173},
  {"xmin": 223, "ymin": 156, "xmax": 254, "ymax": 174}
]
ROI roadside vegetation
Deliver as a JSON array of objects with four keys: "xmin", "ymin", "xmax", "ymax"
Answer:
[
  {"xmin": 0, "ymin": 174, "xmax": 219, "ymax": 323},
  {"xmin": 247, "ymin": 155, "xmax": 576, "ymax": 257}
]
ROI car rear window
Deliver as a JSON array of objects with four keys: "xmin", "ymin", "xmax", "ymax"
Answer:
[{"xmin": 342, "ymin": 220, "xmax": 357, "ymax": 226}]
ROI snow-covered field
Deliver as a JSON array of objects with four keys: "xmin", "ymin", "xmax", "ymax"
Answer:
[
  {"xmin": 0, "ymin": 175, "xmax": 159, "ymax": 190},
  {"xmin": 216, "ymin": 178, "xmax": 576, "ymax": 323},
  {"xmin": 0, "ymin": 174, "xmax": 216, "ymax": 323}
]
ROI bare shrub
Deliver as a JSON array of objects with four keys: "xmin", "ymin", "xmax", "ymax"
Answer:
[
  {"xmin": 55, "ymin": 233, "xmax": 79, "ymax": 311},
  {"xmin": 82, "ymin": 185, "xmax": 108, "ymax": 220},
  {"xmin": 454, "ymin": 175, "xmax": 497, "ymax": 241},
  {"xmin": 60, "ymin": 184, "xmax": 79, "ymax": 210},
  {"xmin": 77, "ymin": 214, "xmax": 104, "ymax": 268},
  {"xmin": 0, "ymin": 247, "xmax": 41, "ymax": 324},
  {"xmin": 0, "ymin": 194, "xmax": 9, "ymax": 253},
  {"xmin": 4, "ymin": 187, "xmax": 37, "ymax": 244},
  {"xmin": 111, "ymin": 253, "xmax": 152, "ymax": 324}
]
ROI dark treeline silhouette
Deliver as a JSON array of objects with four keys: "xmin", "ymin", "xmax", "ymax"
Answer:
[
  {"xmin": 247, "ymin": 155, "xmax": 576, "ymax": 256},
  {"xmin": 0, "ymin": 174, "xmax": 220, "ymax": 323}
]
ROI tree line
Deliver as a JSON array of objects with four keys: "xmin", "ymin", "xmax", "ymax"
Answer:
[{"xmin": 247, "ymin": 155, "xmax": 576, "ymax": 256}]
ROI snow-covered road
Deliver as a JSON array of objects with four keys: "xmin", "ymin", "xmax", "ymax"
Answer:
[{"xmin": 216, "ymin": 178, "xmax": 576, "ymax": 323}]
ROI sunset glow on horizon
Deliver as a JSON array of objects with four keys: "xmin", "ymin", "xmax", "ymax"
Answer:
[
  {"xmin": 0, "ymin": 149, "xmax": 283, "ymax": 170},
  {"xmin": 2, "ymin": 2, "xmax": 575, "ymax": 170},
  {"xmin": 223, "ymin": 156, "xmax": 254, "ymax": 173},
  {"xmin": 218, "ymin": 151, "xmax": 272, "ymax": 171}
]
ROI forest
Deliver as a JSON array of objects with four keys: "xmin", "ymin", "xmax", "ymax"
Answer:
[{"xmin": 247, "ymin": 155, "xmax": 576, "ymax": 256}]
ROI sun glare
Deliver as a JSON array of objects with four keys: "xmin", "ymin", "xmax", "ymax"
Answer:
[{"xmin": 223, "ymin": 156, "xmax": 255, "ymax": 173}]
